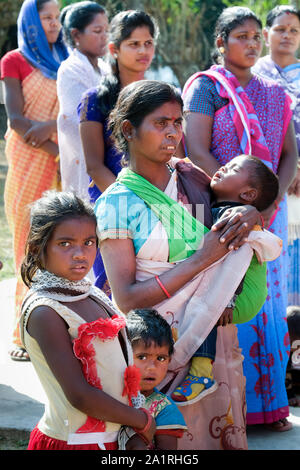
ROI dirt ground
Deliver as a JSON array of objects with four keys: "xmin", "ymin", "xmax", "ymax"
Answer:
[{"xmin": 0, "ymin": 428, "xmax": 29, "ymax": 450}]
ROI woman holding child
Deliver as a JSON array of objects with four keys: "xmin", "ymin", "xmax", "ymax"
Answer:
[
  {"xmin": 182, "ymin": 6, "xmax": 298, "ymax": 431},
  {"xmin": 96, "ymin": 79, "xmax": 270, "ymax": 449}
]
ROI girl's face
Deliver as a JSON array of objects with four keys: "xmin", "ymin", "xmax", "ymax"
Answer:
[
  {"xmin": 221, "ymin": 19, "xmax": 263, "ymax": 70},
  {"xmin": 127, "ymin": 100, "xmax": 183, "ymax": 168},
  {"xmin": 44, "ymin": 216, "xmax": 97, "ymax": 281},
  {"xmin": 74, "ymin": 13, "xmax": 109, "ymax": 59},
  {"xmin": 112, "ymin": 25, "xmax": 155, "ymax": 74},
  {"xmin": 39, "ymin": 0, "xmax": 61, "ymax": 45},
  {"xmin": 264, "ymin": 13, "xmax": 300, "ymax": 57}
]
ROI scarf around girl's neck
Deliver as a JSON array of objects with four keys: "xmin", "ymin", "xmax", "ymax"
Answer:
[
  {"xmin": 17, "ymin": 0, "xmax": 69, "ymax": 80},
  {"xmin": 116, "ymin": 167, "xmax": 209, "ymax": 262},
  {"xmin": 30, "ymin": 269, "xmax": 93, "ymax": 301}
]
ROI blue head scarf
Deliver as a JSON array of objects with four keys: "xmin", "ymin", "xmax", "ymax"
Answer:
[{"xmin": 17, "ymin": 0, "xmax": 69, "ymax": 80}]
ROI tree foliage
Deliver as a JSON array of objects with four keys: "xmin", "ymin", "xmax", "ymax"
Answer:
[{"xmin": 1, "ymin": 0, "xmax": 299, "ymax": 84}]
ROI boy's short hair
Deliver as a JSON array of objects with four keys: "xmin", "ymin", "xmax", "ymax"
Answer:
[
  {"xmin": 126, "ymin": 309, "xmax": 174, "ymax": 355},
  {"xmin": 287, "ymin": 305, "xmax": 300, "ymax": 339},
  {"xmin": 241, "ymin": 155, "xmax": 279, "ymax": 211}
]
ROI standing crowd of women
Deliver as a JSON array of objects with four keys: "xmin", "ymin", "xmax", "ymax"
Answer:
[{"xmin": 1, "ymin": 0, "xmax": 300, "ymax": 450}]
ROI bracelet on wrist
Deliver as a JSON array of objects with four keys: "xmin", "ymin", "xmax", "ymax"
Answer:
[
  {"xmin": 155, "ymin": 275, "xmax": 171, "ymax": 298},
  {"xmin": 133, "ymin": 408, "xmax": 152, "ymax": 434}
]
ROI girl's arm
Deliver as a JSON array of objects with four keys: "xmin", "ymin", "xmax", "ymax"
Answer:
[
  {"xmin": 26, "ymin": 305, "xmax": 155, "ymax": 442},
  {"xmin": 3, "ymin": 77, "xmax": 58, "ymax": 155},
  {"xmin": 80, "ymin": 120, "xmax": 117, "ymax": 192},
  {"xmin": 183, "ymin": 112, "xmax": 220, "ymax": 177}
]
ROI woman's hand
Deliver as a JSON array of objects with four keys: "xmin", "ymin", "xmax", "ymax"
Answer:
[
  {"xmin": 261, "ymin": 202, "xmax": 278, "ymax": 229},
  {"xmin": 211, "ymin": 205, "xmax": 259, "ymax": 250},
  {"xmin": 217, "ymin": 307, "xmax": 233, "ymax": 326},
  {"xmin": 23, "ymin": 121, "xmax": 56, "ymax": 148},
  {"xmin": 288, "ymin": 166, "xmax": 300, "ymax": 197},
  {"xmin": 137, "ymin": 414, "xmax": 156, "ymax": 445}
]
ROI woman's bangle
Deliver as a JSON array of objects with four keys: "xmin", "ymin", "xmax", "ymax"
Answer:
[
  {"xmin": 259, "ymin": 213, "xmax": 264, "ymax": 229},
  {"xmin": 133, "ymin": 408, "xmax": 152, "ymax": 434},
  {"xmin": 155, "ymin": 275, "xmax": 171, "ymax": 298}
]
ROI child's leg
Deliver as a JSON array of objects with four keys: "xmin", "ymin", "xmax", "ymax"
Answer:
[{"xmin": 172, "ymin": 327, "xmax": 217, "ymax": 403}]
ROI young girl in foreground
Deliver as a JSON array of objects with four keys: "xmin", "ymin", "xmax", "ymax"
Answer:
[{"xmin": 20, "ymin": 191, "xmax": 155, "ymax": 450}]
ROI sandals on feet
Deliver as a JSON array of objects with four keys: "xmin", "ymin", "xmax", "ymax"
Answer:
[
  {"xmin": 9, "ymin": 346, "xmax": 30, "ymax": 362},
  {"xmin": 264, "ymin": 418, "xmax": 293, "ymax": 432},
  {"xmin": 171, "ymin": 374, "xmax": 218, "ymax": 406}
]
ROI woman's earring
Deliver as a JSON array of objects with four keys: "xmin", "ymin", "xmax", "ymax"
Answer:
[{"xmin": 219, "ymin": 46, "xmax": 225, "ymax": 54}]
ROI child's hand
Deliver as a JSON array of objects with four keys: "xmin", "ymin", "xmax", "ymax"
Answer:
[
  {"xmin": 218, "ymin": 307, "xmax": 233, "ymax": 326},
  {"xmin": 126, "ymin": 434, "xmax": 149, "ymax": 450}
]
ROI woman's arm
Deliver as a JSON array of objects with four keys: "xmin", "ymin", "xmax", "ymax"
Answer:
[
  {"xmin": 80, "ymin": 120, "xmax": 117, "ymax": 192},
  {"xmin": 277, "ymin": 120, "xmax": 298, "ymax": 200},
  {"xmin": 183, "ymin": 112, "xmax": 220, "ymax": 177},
  {"xmin": 100, "ymin": 222, "xmax": 250, "ymax": 313},
  {"xmin": 27, "ymin": 305, "xmax": 155, "ymax": 442},
  {"xmin": 3, "ymin": 77, "xmax": 58, "ymax": 154},
  {"xmin": 261, "ymin": 121, "xmax": 298, "ymax": 226}
]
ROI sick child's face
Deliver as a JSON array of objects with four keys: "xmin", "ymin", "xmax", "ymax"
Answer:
[
  {"xmin": 133, "ymin": 340, "xmax": 170, "ymax": 397},
  {"xmin": 43, "ymin": 216, "xmax": 97, "ymax": 281},
  {"xmin": 210, "ymin": 156, "xmax": 253, "ymax": 202}
]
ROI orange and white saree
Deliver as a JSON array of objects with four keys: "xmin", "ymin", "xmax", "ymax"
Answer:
[{"xmin": 4, "ymin": 67, "xmax": 59, "ymax": 346}]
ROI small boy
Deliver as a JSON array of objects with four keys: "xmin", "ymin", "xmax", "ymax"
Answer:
[
  {"xmin": 118, "ymin": 309, "xmax": 187, "ymax": 450},
  {"xmin": 286, "ymin": 305, "xmax": 300, "ymax": 407},
  {"xmin": 172, "ymin": 154, "xmax": 279, "ymax": 404}
]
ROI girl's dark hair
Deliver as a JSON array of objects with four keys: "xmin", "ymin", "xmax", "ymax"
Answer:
[
  {"xmin": 213, "ymin": 6, "xmax": 262, "ymax": 63},
  {"xmin": 266, "ymin": 5, "xmax": 300, "ymax": 28},
  {"xmin": 60, "ymin": 1, "xmax": 106, "ymax": 47},
  {"xmin": 96, "ymin": 10, "xmax": 158, "ymax": 119},
  {"xmin": 126, "ymin": 309, "xmax": 174, "ymax": 356},
  {"xmin": 21, "ymin": 191, "xmax": 97, "ymax": 288},
  {"xmin": 108, "ymin": 79, "xmax": 183, "ymax": 163},
  {"xmin": 36, "ymin": 0, "xmax": 58, "ymax": 12}
]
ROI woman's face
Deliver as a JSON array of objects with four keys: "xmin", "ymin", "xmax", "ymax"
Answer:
[
  {"xmin": 264, "ymin": 13, "xmax": 300, "ymax": 57},
  {"xmin": 113, "ymin": 25, "xmax": 155, "ymax": 74},
  {"xmin": 222, "ymin": 19, "xmax": 263, "ymax": 70},
  {"xmin": 75, "ymin": 13, "xmax": 109, "ymax": 59},
  {"xmin": 127, "ymin": 100, "xmax": 183, "ymax": 167},
  {"xmin": 39, "ymin": 0, "xmax": 61, "ymax": 45}
]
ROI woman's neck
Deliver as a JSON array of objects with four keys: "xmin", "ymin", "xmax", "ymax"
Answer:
[
  {"xmin": 270, "ymin": 51, "xmax": 299, "ymax": 69},
  {"xmin": 223, "ymin": 61, "xmax": 253, "ymax": 88},
  {"xmin": 119, "ymin": 65, "xmax": 146, "ymax": 88},
  {"xmin": 78, "ymin": 49, "xmax": 100, "ymax": 71},
  {"xmin": 129, "ymin": 160, "xmax": 172, "ymax": 192}
]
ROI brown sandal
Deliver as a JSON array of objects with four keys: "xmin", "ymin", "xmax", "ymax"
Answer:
[{"xmin": 264, "ymin": 418, "xmax": 293, "ymax": 432}]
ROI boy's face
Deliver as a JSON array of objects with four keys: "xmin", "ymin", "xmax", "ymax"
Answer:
[
  {"xmin": 132, "ymin": 340, "xmax": 170, "ymax": 396},
  {"xmin": 210, "ymin": 156, "xmax": 253, "ymax": 202}
]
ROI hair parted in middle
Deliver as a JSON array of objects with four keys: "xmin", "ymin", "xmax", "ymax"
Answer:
[{"xmin": 108, "ymin": 79, "xmax": 183, "ymax": 159}]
